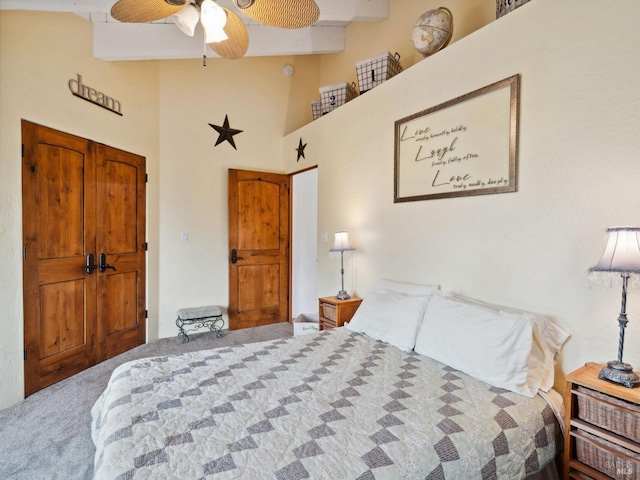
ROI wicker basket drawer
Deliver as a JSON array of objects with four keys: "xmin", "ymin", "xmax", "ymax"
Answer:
[
  {"xmin": 577, "ymin": 386, "xmax": 640, "ymax": 442},
  {"xmin": 574, "ymin": 429, "xmax": 640, "ymax": 480},
  {"xmin": 321, "ymin": 303, "xmax": 337, "ymax": 321},
  {"xmin": 320, "ymin": 319, "xmax": 336, "ymax": 330}
]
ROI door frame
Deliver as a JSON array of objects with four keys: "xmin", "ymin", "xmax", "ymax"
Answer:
[
  {"xmin": 227, "ymin": 168, "xmax": 290, "ymax": 330},
  {"xmin": 288, "ymin": 165, "xmax": 319, "ymax": 323},
  {"xmin": 21, "ymin": 120, "xmax": 147, "ymax": 395}
]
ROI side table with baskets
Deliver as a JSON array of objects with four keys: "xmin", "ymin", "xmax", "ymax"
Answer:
[
  {"xmin": 564, "ymin": 362, "xmax": 640, "ymax": 479},
  {"xmin": 318, "ymin": 296, "xmax": 361, "ymax": 331}
]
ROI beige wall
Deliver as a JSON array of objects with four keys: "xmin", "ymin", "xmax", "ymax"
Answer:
[
  {"xmin": 284, "ymin": 0, "xmax": 640, "ymax": 392},
  {"xmin": 0, "ymin": 11, "xmax": 161, "ymax": 409},
  {"xmin": 155, "ymin": 54, "xmax": 320, "ymax": 338},
  {"xmin": 0, "ymin": 10, "xmax": 320, "ymax": 409},
  {"xmin": 3, "ymin": 0, "xmax": 633, "ymax": 409},
  {"xmin": 319, "ymin": 0, "xmax": 494, "ymax": 87},
  {"xmin": 151, "ymin": 0, "xmax": 496, "ymax": 341}
]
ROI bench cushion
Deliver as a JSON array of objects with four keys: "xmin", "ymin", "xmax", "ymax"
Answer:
[{"xmin": 177, "ymin": 305, "xmax": 222, "ymax": 320}]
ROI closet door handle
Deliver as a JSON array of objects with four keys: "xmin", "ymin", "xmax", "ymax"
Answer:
[
  {"xmin": 230, "ymin": 249, "xmax": 244, "ymax": 264},
  {"xmin": 99, "ymin": 253, "xmax": 116, "ymax": 273},
  {"xmin": 85, "ymin": 254, "xmax": 98, "ymax": 274}
]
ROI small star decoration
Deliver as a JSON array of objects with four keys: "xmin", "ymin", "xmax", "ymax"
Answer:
[
  {"xmin": 209, "ymin": 115, "xmax": 243, "ymax": 150},
  {"xmin": 296, "ymin": 138, "xmax": 307, "ymax": 161}
]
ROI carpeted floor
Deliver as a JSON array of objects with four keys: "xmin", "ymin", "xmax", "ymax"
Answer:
[{"xmin": 0, "ymin": 322, "xmax": 293, "ymax": 480}]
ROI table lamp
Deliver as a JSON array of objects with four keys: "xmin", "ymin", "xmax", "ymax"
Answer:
[
  {"xmin": 330, "ymin": 231, "xmax": 355, "ymax": 300},
  {"xmin": 590, "ymin": 226, "xmax": 640, "ymax": 388}
]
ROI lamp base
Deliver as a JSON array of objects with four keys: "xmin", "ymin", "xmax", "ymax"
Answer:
[
  {"xmin": 336, "ymin": 290, "xmax": 350, "ymax": 300},
  {"xmin": 598, "ymin": 361, "xmax": 640, "ymax": 388}
]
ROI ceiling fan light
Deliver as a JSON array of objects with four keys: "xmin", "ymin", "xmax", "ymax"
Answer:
[
  {"xmin": 204, "ymin": 27, "xmax": 229, "ymax": 43},
  {"xmin": 171, "ymin": 4, "xmax": 200, "ymax": 37},
  {"xmin": 234, "ymin": 0, "xmax": 254, "ymax": 9},
  {"xmin": 201, "ymin": 0, "xmax": 228, "ymax": 43}
]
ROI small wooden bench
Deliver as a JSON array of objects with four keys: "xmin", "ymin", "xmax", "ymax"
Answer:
[{"xmin": 175, "ymin": 305, "xmax": 224, "ymax": 343}]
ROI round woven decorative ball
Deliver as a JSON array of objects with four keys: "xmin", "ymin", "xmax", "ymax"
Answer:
[{"xmin": 412, "ymin": 7, "xmax": 453, "ymax": 58}]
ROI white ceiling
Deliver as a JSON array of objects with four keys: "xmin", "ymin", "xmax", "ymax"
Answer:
[{"xmin": 0, "ymin": 0, "xmax": 390, "ymax": 60}]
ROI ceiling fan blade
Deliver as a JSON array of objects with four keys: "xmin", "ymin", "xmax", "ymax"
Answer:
[
  {"xmin": 209, "ymin": 8, "xmax": 249, "ymax": 60},
  {"xmin": 234, "ymin": 0, "xmax": 319, "ymax": 29},
  {"xmin": 111, "ymin": 0, "xmax": 186, "ymax": 23}
]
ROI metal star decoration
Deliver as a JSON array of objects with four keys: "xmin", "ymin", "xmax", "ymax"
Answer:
[
  {"xmin": 296, "ymin": 138, "xmax": 307, "ymax": 161},
  {"xmin": 209, "ymin": 115, "xmax": 243, "ymax": 150}
]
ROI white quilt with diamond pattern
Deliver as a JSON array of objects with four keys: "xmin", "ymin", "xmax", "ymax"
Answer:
[{"xmin": 91, "ymin": 328, "xmax": 560, "ymax": 479}]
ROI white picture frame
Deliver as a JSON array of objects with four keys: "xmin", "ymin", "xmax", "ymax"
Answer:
[{"xmin": 394, "ymin": 74, "xmax": 520, "ymax": 202}]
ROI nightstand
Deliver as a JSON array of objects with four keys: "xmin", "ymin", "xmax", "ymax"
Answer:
[
  {"xmin": 564, "ymin": 362, "xmax": 640, "ymax": 480},
  {"xmin": 318, "ymin": 296, "xmax": 362, "ymax": 330}
]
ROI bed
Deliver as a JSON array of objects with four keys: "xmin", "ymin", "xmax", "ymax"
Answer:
[{"xmin": 91, "ymin": 281, "xmax": 569, "ymax": 479}]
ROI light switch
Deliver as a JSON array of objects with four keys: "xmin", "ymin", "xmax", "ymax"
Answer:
[
  {"xmin": 321, "ymin": 232, "xmax": 327, "ymax": 243},
  {"xmin": 181, "ymin": 231, "xmax": 189, "ymax": 243}
]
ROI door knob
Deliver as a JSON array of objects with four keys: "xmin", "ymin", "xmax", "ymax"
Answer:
[
  {"xmin": 85, "ymin": 254, "xmax": 98, "ymax": 274},
  {"xmin": 230, "ymin": 249, "xmax": 244, "ymax": 264},
  {"xmin": 99, "ymin": 253, "xmax": 117, "ymax": 273}
]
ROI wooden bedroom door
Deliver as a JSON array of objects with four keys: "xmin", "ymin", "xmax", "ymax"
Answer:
[
  {"xmin": 21, "ymin": 121, "xmax": 146, "ymax": 396},
  {"xmin": 228, "ymin": 169, "xmax": 290, "ymax": 330},
  {"xmin": 95, "ymin": 143, "xmax": 147, "ymax": 361}
]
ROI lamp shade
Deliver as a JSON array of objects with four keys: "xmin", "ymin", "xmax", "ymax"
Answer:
[
  {"xmin": 201, "ymin": 0, "xmax": 228, "ymax": 43},
  {"xmin": 171, "ymin": 4, "xmax": 200, "ymax": 37},
  {"xmin": 330, "ymin": 231, "xmax": 355, "ymax": 252},
  {"xmin": 590, "ymin": 227, "xmax": 640, "ymax": 274}
]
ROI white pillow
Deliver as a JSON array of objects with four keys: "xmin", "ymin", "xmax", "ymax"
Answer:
[
  {"xmin": 441, "ymin": 291, "xmax": 570, "ymax": 391},
  {"xmin": 346, "ymin": 289, "xmax": 432, "ymax": 352},
  {"xmin": 414, "ymin": 295, "xmax": 537, "ymax": 396},
  {"xmin": 373, "ymin": 279, "xmax": 439, "ymax": 297},
  {"xmin": 536, "ymin": 317, "xmax": 570, "ymax": 389}
]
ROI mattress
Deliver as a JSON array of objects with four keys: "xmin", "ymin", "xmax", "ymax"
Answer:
[{"xmin": 91, "ymin": 328, "xmax": 561, "ymax": 479}]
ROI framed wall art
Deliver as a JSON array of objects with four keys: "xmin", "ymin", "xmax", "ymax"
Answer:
[{"xmin": 394, "ymin": 74, "xmax": 520, "ymax": 202}]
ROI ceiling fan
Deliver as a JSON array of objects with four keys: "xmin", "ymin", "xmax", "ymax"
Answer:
[{"xmin": 110, "ymin": 0, "xmax": 320, "ymax": 61}]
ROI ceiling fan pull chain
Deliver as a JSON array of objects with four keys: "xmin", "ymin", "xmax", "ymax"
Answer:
[{"xmin": 203, "ymin": 37, "xmax": 207, "ymax": 66}]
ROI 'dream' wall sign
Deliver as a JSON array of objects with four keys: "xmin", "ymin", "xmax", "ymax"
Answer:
[{"xmin": 68, "ymin": 73, "xmax": 123, "ymax": 116}]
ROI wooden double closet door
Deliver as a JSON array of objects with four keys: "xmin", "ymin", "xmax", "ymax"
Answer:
[{"xmin": 22, "ymin": 120, "xmax": 146, "ymax": 396}]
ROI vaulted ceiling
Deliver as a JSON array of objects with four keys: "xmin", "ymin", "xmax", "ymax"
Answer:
[{"xmin": 0, "ymin": 0, "xmax": 389, "ymax": 60}]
